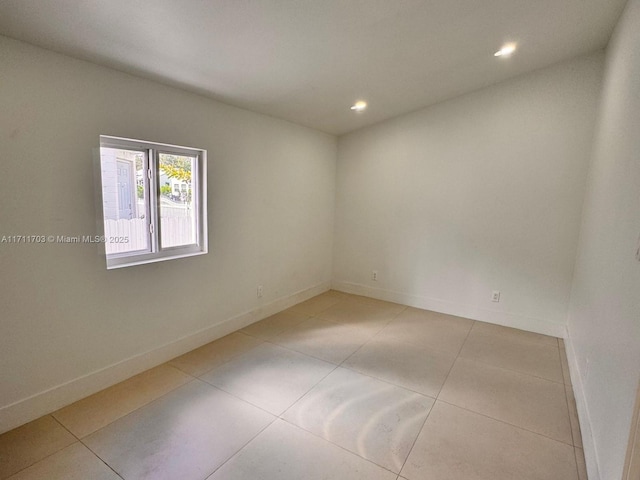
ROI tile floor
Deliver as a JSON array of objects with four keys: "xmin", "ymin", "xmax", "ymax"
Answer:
[{"xmin": 0, "ymin": 290, "xmax": 587, "ymax": 480}]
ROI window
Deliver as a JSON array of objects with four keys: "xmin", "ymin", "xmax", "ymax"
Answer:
[{"xmin": 97, "ymin": 136, "xmax": 207, "ymax": 269}]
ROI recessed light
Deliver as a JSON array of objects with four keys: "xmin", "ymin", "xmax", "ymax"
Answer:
[
  {"xmin": 494, "ymin": 43, "xmax": 517, "ymax": 57},
  {"xmin": 350, "ymin": 101, "xmax": 367, "ymax": 112}
]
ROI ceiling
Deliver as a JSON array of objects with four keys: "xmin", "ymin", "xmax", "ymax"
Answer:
[{"xmin": 0, "ymin": 0, "xmax": 627, "ymax": 135}]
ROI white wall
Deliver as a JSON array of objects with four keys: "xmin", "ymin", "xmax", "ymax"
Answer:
[
  {"xmin": 566, "ymin": 0, "xmax": 640, "ymax": 478},
  {"xmin": 0, "ymin": 36, "xmax": 337, "ymax": 433},
  {"xmin": 333, "ymin": 54, "xmax": 604, "ymax": 337}
]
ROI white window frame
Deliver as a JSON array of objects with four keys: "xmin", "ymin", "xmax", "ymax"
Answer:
[{"xmin": 97, "ymin": 135, "xmax": 208, "ymax": 269}]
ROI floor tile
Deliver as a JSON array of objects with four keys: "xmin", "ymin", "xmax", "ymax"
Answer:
[
  {"xmin": 6, "ymin": 442, "xmax": 119, "ymax": 480},
  {"xmin": 566, "ymin": 384, "xmax": 583, "ymax": 447},
  {"xmin": 283, "ymin": 367, "xmax": 433, "ymax": 472},
  {"xmin": 168, "ymin": 332, "xmax": 262, "ymax": 377},
  {"xmin": 200, "ymin": 343, "xmax": 335, "ymax": 415},
  {"xmin": 0, "ymin": 416, "xmax": 76, "ymax": 479},
  {"xmin": 376, "ymin": 307, "xmax": 473, "ymax": 355},
  {"xmin": 270, "ymin": 317, "xmax": 378, "ymax": 364},
  {"xmin": 575, "ymin": 447, "xmax": 587, "ymax": 480},
  {"xmin": 469, "ymin": 321, "xmax": 558, "ymax": 348},
  {"xmin": 3, "ymin": 297, "xmax": 579, "ymax": 480},
  {"xmin": 240, "ymin": 310, "xmax": 310, "ymax": 340},
  {"xmin": 288, "ymin": 291, "xmax": 345, "ymax": 315},
  {"xmin": 343, "ymin": 337, "xmax": 456, "ymax": 398},
  {"xmin": 459, "ymin": 331, "xmax": 563, "ymax": 382},
  {"xmin": 438, "ymin": 359, "xmax": 572, "ymax": 443},
  {"xmin": 84, "ymin": 380, "xmax": 273, "ymax": 480},
  {"xmin": 315, "ymin": 299, "xmax": 401, "ymax": 328},
  {"xmin": 401, "ymin": 401, "xmax": 578, "ymax": 480},
  {"xmin": 53, "ymin": 364, "xmax": 191, "ymax": 438},
  {"xmin": 207, "ymin": 420, "xmax": 396, "ymax": 480}
]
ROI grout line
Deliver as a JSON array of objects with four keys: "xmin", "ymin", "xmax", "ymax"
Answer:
[
  {"xmin": 179, "ymin": 342, "xmax": 268, "ymax": 379},
  {"xmin": 50, "ymin": 415, "xmax": 125, "ymax": 480},
  {"xmin": 261, "ymin": 338, "xmax": 344, "ymax": 366},
  {"xmin": 434, "ymin": 320, "xmax": 476, "ymax": 400},
  {"xmin": 455, "ymin": 354, "xmax": 565, "ymax": 385},
  {"xmin": 448, "ymin": 354, "xmax": 568, "ymax": 388},
  {"xmin": 396, "ymin": 403, "xmax": 434, "ymax": 476},
  {"xmin": 69, "ymin": 369, "xmax": 197, "ymax": 437},
  {"xmin": 50, "ymin": 414, "xmax": 80, "ymax": 441},
  {"xmin": 337, "ymin": 363, "xmax": 438, "ymax": 400},
  {"xmin": 199, "ymin": 414, "xmax": 278, "ymax": 480},
  {"xmin": 162, "ymin": 361, "xmax": 200, "ymax": 379},
  {"xmin": 435, "ymin": 398, "xmax": 576, "ymax": 447},
  {"xmin": 193, "ymin": 377, "xmax": 284, "ymax": 419},
  {"xmin": 287, "ymin": 296, "xmax": 344, "ymax": 317},
  {"xmin": 335, "ymin": 305, "xmax": 409, "ymax": 367},
  {"xmin": 2, "ymin": 367, "xmax": 203, "ymax": 479},
  {"xmin": 74, "ymin": 377, "xmax": 198, "ymax": 439},
  {"xmin": 194, "ymin": 345, "xmax": 341, "ymax": 422},
  {"xmin": 0, "ymin": 416, "xmax": 79, "ymax": 480},
  {"xmin": 276, "ymin": 362, "xmax": 342, "ymax": 420},
  {"xmin": 78, "ymin": 440, "xmax": 126, "ymax": 480},
  {"xmin": 259, "ymin": 304, "xmax": 407, "ymax": 369},
  {"xmin": 276, "ymin": 418, "xmax": 403, "ymax": 476},
  {"xmin": 238, "ymin": 315, "xmax": 312, "ymax": 341},
  {"xmin": 338, "ymin": 333, "xmax": 378, "ymax": 368}
]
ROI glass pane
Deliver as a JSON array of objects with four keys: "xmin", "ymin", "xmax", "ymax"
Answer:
[
  {"xmin": 100, "ymin": 147, "xmax": 149, "ymax": 255},
  {"xmin": 159, "ymin": 153, "xmax": 197, "ymax": 248}
]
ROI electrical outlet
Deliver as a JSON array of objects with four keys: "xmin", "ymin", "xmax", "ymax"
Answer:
[
  {"xmin": 491, "ymin": 290, "xmax": 501, "ymax": 302},
  {"xmin": 257, "ymin": 285, "xmax": 263, "ymax": 298},
  {"xmin": 372, "ymin": 270, "xmax": 378, "ymax": 281}
]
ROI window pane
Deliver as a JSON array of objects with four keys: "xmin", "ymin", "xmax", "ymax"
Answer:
[
  {"xmin": 100, "ymin": 147, "xmax": 149, "ymax": 254},
  {"xmin": 159, "ymin": 153, "xmax": 197, "ymax": 248}
]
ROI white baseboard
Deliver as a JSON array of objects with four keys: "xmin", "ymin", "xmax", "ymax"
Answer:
[
  {"xmin": 0, "ymin": 281, "xmax": 330, "ymax": 434},
  {"xmin": 332, "ymin": 281, "xmax": 566, "ymax": 338},
  {"xmin": 564, "ymin": 334, "xmax": 600, "ymax": 480}
]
